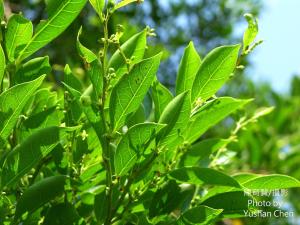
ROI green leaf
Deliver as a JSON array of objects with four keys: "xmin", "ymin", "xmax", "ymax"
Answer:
[
  {"xmin": 177, "ymin": 206, "xmax": 223, "ymax": 225},
  {"xmin": 176, "ymin": 41, "xmax": 201, "ymax": 95},
  {"xmin": 201, "ymin": 191, "xmax": 254, "ymax": 218},
  {"xmin": 185, "ymin": 97, "xmax": 251, "ymax": 143},
  {"xmin": 235, "ymin": 173, "xmax": 300, "ymax": 190},
  {"xmin": 43, "ymin": 202, "xmax": 80, "ymax": 225},
  {"xmin": 191, "ymin": 45, "xmax": 240, "ymax": 103},
  {"xmin": 114, "ymin": 0, "xmax": 142, "ymax": 10},
  {"xmin": 5, "ymin": 14, "xmax": 33, "ymax": 62},
  {"xmin": 0, "ymin": 75, "xmax": 45, "ymax": 146},
  {"xmin": 18, "ymin": 0, "xmax": 88, "ymax": 61},
  {"xmin": 15, "ymin": 56, "xmax": 51, "ymax": 84},
  {"xmin": 64, "ymin": 64, "xmax": 82, "ymax": 91},
  {"xmin": 158, "ymin": 91, "xmax": 191, "ymax": 150},
  {"xmin": 0, "ymin": 44, "xmax": 5, "ymax": 84},
  {"xmin": 77, "ymin": 27, "xmax": 97, "ymax": 63},
  {"xmin": 0, "ymin": 0, "xmax": 4, "ymax": 20},
  {"xmin": 87, "ymin": 60, "xmax": 103, "ymax": 99},
  {"xmin": 243, "ymin": 14, "xmax": 258, "ymax": 54},
  {"xmin": 14, "ymin": 175, "xmax": 67, "ymax": 219},
  {"xmin": 180, "ymin": 138, "xmax": 230, "ymax": 167},
  {"xmin": 0, "ymin": 126, "xmax": 75, "ymax": 188},
  {"xmin": 108, "ymin": 29, "xmax": 147, "ymax": 81},
  {"xmin": 169, "ymin": 167, "xmax": 241, "ymax": 188},
  {"xmin": 152, "ymin": 80, "xmax": 173, "ymax": 121},
  {"xmin": 110, "ymin": 53, "xmax": 162, "ymax": 130},
  {"xmin": 89, "ymin": 0, "xmax": 105, "ymax": 16},
  {"xmin": 114, "ymin": 122, "xmax": 166, "ymax": 176}
]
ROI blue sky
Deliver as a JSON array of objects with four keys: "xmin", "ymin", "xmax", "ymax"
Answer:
[{"xmin": 249, "ymin": 0, "xmax": 300, "ymax": 93}]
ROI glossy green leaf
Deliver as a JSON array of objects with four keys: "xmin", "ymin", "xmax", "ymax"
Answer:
[
  {"xmin": 191, "ymin": 45, "xmax": 240, "ymax": 103},
  {"xmin": 243, "ymin": 14, "xmax": 258, "ymax": 53},
  {"xmin": 114, "ymin": 122, "xmax": 166, "ymax": 176},
  {"xmin": 185, "ymin": 97, "xmax": 251, "ymax": 143},
  {"xmin": 158, "ymin": 91, "xmax": 191, "ymax": 150},
  {"xmin": 114, "ymin": 0, "xmax": 142, "ymax": 10},
  {"xmin": 176, "ymin": 41, "xmax": 201, "ymax": 95},
  {"xmin": 77, "ymin": 27, "xmax": 97, "ymax": 63},
  {"xmin": 5, "ymin": 14, "xmax": 33, "ymax": 62},
  {"xmin": 177, "ymin": 206, "xmax": 223, "ymax": 225},
  {"xmin": 169, "ymin": 167, "xmax": 241, "ymax": 188},
  {"xmin": 110, "ymin": 53, "xmax": 162, "ymax": 130},
  {"xmin": 1, "ymin": 126, "xmax": 75, "ymax": 188},
  {"xmin": 43, "ymin": 202, "xmax": 80, "ymax": 225},
  {"xmin": 0, "ymin": 75, "xmax": 45, "ymax": 146},
  {"xmin": 87, "ymin": 60, "xmax": 103, "ymax": 99},
  {"xmin": 0, "ymin": 44, "xmax": 4, "ymax": 84},
  {"xmin": 152, "ymin": 80, "xmax": 173, "ymax": 121},
  {"xmin": 64, "ymin": 64, "xmax": 82, "ymax": 91},
  {"xmin": 18, "ymin": 0, "xmax": 88, "ymax": 61},
  {"xmin": 14, "ymin": 175, "xmax": 67, "ymax": 219},
  {"xmin": 235, "ymin": 173, "xmax": 300, "ymax": 190},
  {"xmin": 15, "ymin": 56, "xmax": 51, "ymax": 84},
  {"xmin": 108, "ymin": 29, "xmax": 147, "ymax": 81},
  {"xmin": 89, "ymin": 0, "xmax": 105, "ymax": 16}
]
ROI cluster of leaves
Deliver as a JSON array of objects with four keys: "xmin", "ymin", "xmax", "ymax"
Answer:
[{"xmin": 0, "ymin": 1, "xmax": 299, "ymax": 224}]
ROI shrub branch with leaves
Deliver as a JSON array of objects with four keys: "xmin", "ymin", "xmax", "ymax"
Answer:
[{"xmin": 0, "ymin": 0, "xmax": 299, "ymax": 224}]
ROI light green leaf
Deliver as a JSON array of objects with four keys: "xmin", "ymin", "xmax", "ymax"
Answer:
[
  {"xmin": 114, "ymin": 122, "xmax": 166, "ymax": 176},
  {"xmin": 176, "ymin": 41, "xmax": 201, "ymax": 95},
  {"xmin": 177, "ymin": 206, "xmax": 223, "ymax": 225},
  {"xmin": 0, "ymin": 75, "xmax": 45, "ymax": 146},
  {"xmin": 0, "ymin": 126, "xmax": 75, "ymax": 188},
  {"xmin": 87, "ymin": 60, "xmax": 103, "ymax": 99},
  {"xmin": 158, "ymin": 91, "xmax": 191, "ymax": 150},
  {"xmin": 14, "ymin": 175, "xmax": 67, "ymax": 219},
  {"xmin": 110, "ymin": 53, "xmax": 162, "ymax": 130},
  {"xmin": 191, "ymin": 45, "xmax": 240, "ymax": 103},
  {"xmin": 151, "ymin": 80, "xmax": 173, "ymax": 121},
  {"xmin": 185, "ymin": 97, "xmax": 251, "ymax": 143},
  {"xmin": 77, "ymin": 27, "xmax": 97, "ymax": 63},
  {"xmin": 235, "ymin": 173, "xmax": 300, "ymax": 190},
  {"xmin": 108, "ymin": 29, "xmax": 147, "ymax": 81},
  {"xmin": 243, "ymin": 14, "xmax": 258, "ymax": 54},
  {"xmin": 5, "ymin": 14, "xmax": 33, "ymax": 62},
  {"xmin": 15, "ymin": 56, "xmax": 51, "ymax": 84},
  {"xmin": 18, "ymin": 0, "xmax": 88, "ymax": 61},
  {"xmin": 0, "ymin": 44, "xmax": 5, "ymax": 84},
  {"xmin": 114, "ymin": 0, "xmax": 142, "ymax": 10},
  {"xmin": 89, "ymin": 0, "xmax": 105, "ymax": 16},
  {"xmin": 169, "ymin": 167, "xmax": 241, "ymax": 188}
]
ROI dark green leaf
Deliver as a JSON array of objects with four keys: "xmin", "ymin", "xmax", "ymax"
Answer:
[
  {"xmin": 1, "ymin": 126, "xmax": 76, "ymax": 188},
  {"xmin": 5, "ymin": 14, "xmax": 33, "ymax": 62},
  {"xmin": 43, "ymin": 202, "xmax": 80, "ymax": 225},
  {"xmin": 110, "ymin": 53, "xmax": 162, "ymax": 130},
  {"xmin": 0, "ymin": 75, "xmax": 45, "ymax": 146},
  {"xmin": 177, "ymin": 206, "xmax": 222, "ymax": 225},
  {"xmin": 15, "ymin": 56, "xmax": 51, "ymax": 84},
  {"xmin": 176, "ymin": 41, "xmax": 201, "ymax": 95},
  {"xmin": 14, "ymin": 175, "xmax": 67, "ymax": 219},
  {"xmin": 18, "ymin": 0, "xmax": 88, "ymax": 61},
  {"xmin": 114, "ymin": 122, "xmax": 166, "ymax": 176},
  {"xmin": 191, "ymin": 45, "xmax": 240, "ymax": 103},
  {"xmin": 0, "ymin": 44, "xmax": 5, "ymax": 84},
  {"xmin": 169, "ymin": 167, "xmax": 241, "ymax": 187},
  {"xmin": 185, "ymin": 97, "xmax": 251, "ymax": 143}
]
